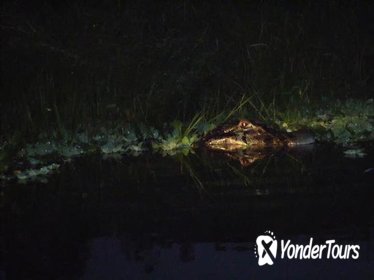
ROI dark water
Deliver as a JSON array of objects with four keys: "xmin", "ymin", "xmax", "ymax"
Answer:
[{"xmin": 1, "ymin": 145, "xmax": 374, "ymax": 279}]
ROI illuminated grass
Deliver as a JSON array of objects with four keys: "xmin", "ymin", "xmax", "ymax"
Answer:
[{"xmin": 0, "ymin": 97, "xmax": 373, "ymax": 183}]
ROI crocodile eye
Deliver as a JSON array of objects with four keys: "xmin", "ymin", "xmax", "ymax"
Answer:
[{"xmin": 239, "ymin": 120, "xmax": 249, "ymax": 128}]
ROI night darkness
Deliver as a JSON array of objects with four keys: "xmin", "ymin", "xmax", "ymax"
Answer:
[{"xmin": 1, "ymin": 1, "xmax": 374, "ymax": 279}]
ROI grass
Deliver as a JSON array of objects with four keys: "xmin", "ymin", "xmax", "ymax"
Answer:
[
  {"xmin": 1, "ymin": 1, "xmax": 373, "ymax": 182},
  {"xmin": 2, "ymin": 1, "xmax": 373, "ymax": 135},
  {"xmin": 0, "ymin": 95, "xmax": 373, "ymax": 183}
]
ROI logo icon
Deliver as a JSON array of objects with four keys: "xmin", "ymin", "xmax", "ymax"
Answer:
[{"xmin": 255, "ymin": 231, "xmax": 277, "ymax": 266}]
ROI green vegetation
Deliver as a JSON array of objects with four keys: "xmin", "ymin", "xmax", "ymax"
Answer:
[
  {"xmin": 1, "ymin": 96, "xmax": 373, "ymax": 183},
  {"xmin": 1, "ymin": 1, "xmax": 373, "ymax": 183},
  {"xmin": 14, "ymin": 163, "xmax": 60, "ymax": 184},
  {"xmin": 275, "ymin": 98, "xmax": 374, "ymax": 144}
]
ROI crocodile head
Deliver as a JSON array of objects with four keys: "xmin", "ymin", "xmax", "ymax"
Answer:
[{"xmin": 203, "ymin": 119, "xmax": 287, "ymax": 152}]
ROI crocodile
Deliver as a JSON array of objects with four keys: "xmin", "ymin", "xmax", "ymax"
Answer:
[{"xmin": 203, "ymin": 119, "xmax": 315, "ymax": 152}]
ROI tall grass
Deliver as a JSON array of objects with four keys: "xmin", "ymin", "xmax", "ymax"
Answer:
[{"xmin": 0, "ymin": 1, "xmax": 372, "ymax": 141}]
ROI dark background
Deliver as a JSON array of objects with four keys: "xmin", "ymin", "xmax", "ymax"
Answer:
[
  {"xmin": 1, "ymin": 0, "xmax": 374, "ymax": 138},
  {"xmin": 1, "ymin": 2, "xmax": 374, "ymax": 279}
]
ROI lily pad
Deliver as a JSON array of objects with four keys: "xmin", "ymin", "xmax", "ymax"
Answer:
[
  {"xmin": 344, "ymin": 148, "xmax": 366, "ymax": 158},
  {"xmin": 15, "ymin": 163, "xmax": 60, "ymax": 183}
]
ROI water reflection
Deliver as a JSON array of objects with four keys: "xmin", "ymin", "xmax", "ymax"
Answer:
[
  {"xmin": 83, "ymin": 236, "xmax": 373, "ymax": 279},
  {"xmin": 1, "ymin": 146, "xmax": 374, "ymax": 279}
]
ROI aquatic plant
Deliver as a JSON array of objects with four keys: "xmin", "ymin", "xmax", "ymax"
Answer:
[
  {"xmin": 26, "ymin": 142, "xmax": 58, "ymax": 157},
  {"xmin": 1, "ymin": 97, "xmax": 373, "ymax": 183},
  {"xmin": 273, "ymin": 98, "xmax": 374, "ymax": 144},
  {"xmin": 153, "ymin": 125, "xmax": 198, "ymax": 154},
  {"xmin": 25, "ymin": 140, "xmax": 84, "ymax": 159},
  {"xmin": 15, "ymin": 163, "xmax": 60, "ymax": 183},
  {"xmin": 152, "ymin": 114, "xmax": 202, "ymax": 153},
  {"xmin": 344, "ymin": 148, "xmax": 367, "ymax": 158}
]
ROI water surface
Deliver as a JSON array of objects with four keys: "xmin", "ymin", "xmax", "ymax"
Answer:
[{"xmin": 2, "ymin": 145, "xmax": 374, "ymax": 279}]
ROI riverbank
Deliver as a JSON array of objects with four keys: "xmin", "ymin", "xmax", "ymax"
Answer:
[{"xmin": 1, "ymin": 97, "xmax": 373, "ymax": 183}]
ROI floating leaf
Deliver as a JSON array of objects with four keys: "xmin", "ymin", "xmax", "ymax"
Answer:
[
  {"xmin": 344, "ymin": 148, "xmax": 366, "ymax": 158},
  {"xmin": 15, "ymin": 163, "xmax": 60, "ymax": 183}
]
